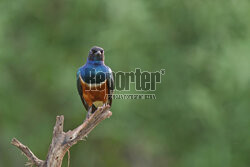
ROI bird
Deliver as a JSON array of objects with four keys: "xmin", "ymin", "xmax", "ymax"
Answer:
[{"xmin": 77, "ymin": 46, "xmax": 114, "ymax": 113}]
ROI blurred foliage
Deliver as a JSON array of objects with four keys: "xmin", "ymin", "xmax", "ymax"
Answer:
[{"xmin": 0, "ymin": 0, "xmax": 250, "ymax": 166}]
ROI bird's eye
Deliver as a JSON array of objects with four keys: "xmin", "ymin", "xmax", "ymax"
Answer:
[{"xmin": 101, "ymin": 50, "xmax": 103, "ymax": 53}]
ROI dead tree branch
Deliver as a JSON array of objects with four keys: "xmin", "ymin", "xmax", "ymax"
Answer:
[{"xmin": 11, "ymin": 105, "xmax": 112, "ymax": 167}]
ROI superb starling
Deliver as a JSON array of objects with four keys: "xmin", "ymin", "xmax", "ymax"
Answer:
[{"xmin": 77, "ymin": 46, "xmax": 114, "ymax": 112}]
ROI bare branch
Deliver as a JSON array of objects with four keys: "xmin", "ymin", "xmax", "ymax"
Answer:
[
  {"xmin": 65, "ymin": 105, "xmax": 112, "ymax": 145},
  {"xmin": 11, "ymin": 138, "xmax": 44, "ymax": 166},
  {"xmin": 11, "ymin": 105, "xmax": 112, "ymax": 167},
  {"xmin": 53, "ymin": 116, "xmax": 64, "ymax": 136}
]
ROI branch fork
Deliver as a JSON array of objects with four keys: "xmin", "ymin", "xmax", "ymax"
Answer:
[{"xmin": 11, "ymin": 105, "xmax": 112, "ymax": 167}]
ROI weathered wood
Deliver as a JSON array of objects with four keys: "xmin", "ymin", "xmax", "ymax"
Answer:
[
  {"xmin": 11, "ymin": 105, "xmax": 112, "ymax": 167},
  {"xmin": 11, "ymin": 138, "xmax": 44, "ymax": 166}
]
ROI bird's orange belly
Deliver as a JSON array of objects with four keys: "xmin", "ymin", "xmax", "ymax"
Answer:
[{"xmin": 80, "ymin": 80, "xmax": 109, "ymax": 107}]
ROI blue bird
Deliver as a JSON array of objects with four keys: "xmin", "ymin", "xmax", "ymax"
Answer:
[{"xmin": 77, "ymin": 46, "xmax": 114, "ymax": 112}]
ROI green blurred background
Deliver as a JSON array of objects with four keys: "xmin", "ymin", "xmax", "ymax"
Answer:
[{"xmin": 1, "ymin": 0, "xmax": 250, "ymax": 166}]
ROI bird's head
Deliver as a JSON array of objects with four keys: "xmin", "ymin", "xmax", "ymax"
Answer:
[{"xmin": 88, "ymin": 46, "xmax": 104, "ymax": 62}]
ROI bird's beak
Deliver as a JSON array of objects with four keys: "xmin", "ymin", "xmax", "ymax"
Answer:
[{"xmin": 95, "ymin": 51, "xmax": 101, "ymax": 56}]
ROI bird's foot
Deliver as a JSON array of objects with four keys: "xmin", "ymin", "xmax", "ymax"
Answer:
[
  {"xmin": 86, "ymin": 104, "xmax": 110, "ymax": 119},
  {"xmin": 86, "ymin": 107, "xmax": 92, "ymax": 119}
]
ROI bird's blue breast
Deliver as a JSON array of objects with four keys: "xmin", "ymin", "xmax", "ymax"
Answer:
[{"xmin": 77, "ymin": 61, "xmax": 112, "ymax": 84}]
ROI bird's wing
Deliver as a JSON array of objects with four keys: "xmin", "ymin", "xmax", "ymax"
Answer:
[
  {"xmin": 106, "ymin": 72, "xmax": 114, "ymax": 106},
  {"xmin": 77, "ymin": 72, "xmax": 89, "ymax": 111}
]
